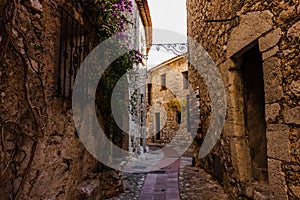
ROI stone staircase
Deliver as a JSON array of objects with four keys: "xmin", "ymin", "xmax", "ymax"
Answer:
[{"xmin": 170, "ymin": 128, "xmax": 193, "ymax": 147}]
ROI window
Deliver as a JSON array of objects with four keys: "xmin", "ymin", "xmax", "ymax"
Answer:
[
  {"xmin": 182, "ymin": 71, "xmax": 188, "ymax": 89},
  {"xmin": 161, "ymin": 73, "xmax": 166, "ymax": 90},
  {"xmin": 147, "ymin": 84, "xmax": 152, "ymax": 105},
  {"xmin": 57, "ymin": 7, "xmax": 90, "ymax": 99},
  {"xmin": 176, "ymin": 111, "xmax": 181, "ymax": 124},
  {"xmin": 141, "ymin": 111, "xmax": 144, "ymax": 123},
  {"xmin": 186, "ymin": 95, "xmax": 191, "ymax": 132}
]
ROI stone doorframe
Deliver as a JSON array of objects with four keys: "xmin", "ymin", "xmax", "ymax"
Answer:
[{"xmin": 220, "ymin": 10, "xmax": 289, "ymax": 199}]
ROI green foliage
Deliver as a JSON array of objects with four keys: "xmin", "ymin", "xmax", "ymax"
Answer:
[
  {"xmin": 167, "ymin": 99, "xmax": 186, "ymax": 111},
  {"xmin": 76, "ymin": 0, "xmax": 146, "ymax": 141}
]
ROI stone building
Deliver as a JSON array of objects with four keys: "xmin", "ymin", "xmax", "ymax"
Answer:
[
  {"xmin": 187, "ymin": 0, "xmax": 300, "ymax": 199},
  {"xmin": 126, "ymin": 0, "xmax": 152, "ymax": 154},
  {"xmin": 146, "ymin": 54, "xmax": 192, "ymax": 145},
  {"xmin": 0, "ymin": 0, "xmax": 151, "ymax": 199}
]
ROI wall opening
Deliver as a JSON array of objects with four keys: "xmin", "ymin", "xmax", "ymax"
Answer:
[
  {"xmin": 241, "ymin": 44, "xmax": 268, "ymax": 183},
  {"xmin": 147, "ymin": 84, "xmax": 152, "ymax": 105},
  {"xmin": 155, "ymin": 112, "xmax": 161, "ymax": 140},
  {"xmin": 176, "ymin": 111, "xmax": 182, "ymax": 124},
  {"xmin": 57, "ymin": 7, "xmax": 90, "ymax": 99},
  {"xmin": 182, "ymin": 71, "xmax": 188, "ymax": 90},
  {"xmin": 213, "ymin": 155, "xmax": 223, "ymax": 183},
  {"xmin": 161, "ymin": 73, "xmax": 167, "ymax": 90},
  {"xmin": 186, "ymin": 95, "xmax": 191, "ymax": 132}
]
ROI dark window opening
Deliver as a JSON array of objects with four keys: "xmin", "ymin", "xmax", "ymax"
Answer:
[
  {"xmin": 182, "ymin": 71, "xmax": 188, "ymax": 89},
  {"xmin": 155, "ymin": 113, "xmax": 161, "ymax": 140},
  {"xmin": 161, "ymin": 73, "xmax": 167, "ymax": 90},
  {"xmin": 141, "ymin": 94, "xmax": 144, "ymax": 103},
  {"xmin": 141, "ymin": 111, "xmax": 144, "ymax": 123},
  {"xmin": 57, "ymin": 7, "xmax": 90, "ymax": 99},
  {"xmin": 186, "ymin": 95, "xmax": 191, "ymax": 132},
  {"xmin": 176, "ymin": 111, "xmax": 182, "ymax": 124},
  {"xmin": 147, "ymin": 84, "xmax": 152, "ymax": 105},
  {"xmin": 213, "ymin": 155, "xmax": 223, "ymax": 183},
  {"xmin": 241, "ymin": 44, "xmax": 268, "ymax": 183}
]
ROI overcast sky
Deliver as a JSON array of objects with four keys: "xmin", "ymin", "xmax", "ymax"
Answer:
[{"xmin": 147, "ymin": 0, "xmax": 187, "ymax": 69}]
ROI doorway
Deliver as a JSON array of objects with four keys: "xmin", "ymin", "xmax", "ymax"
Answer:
[{"xmin": 241, "ymin": 44, "xmax": 268, "ymax": 183}]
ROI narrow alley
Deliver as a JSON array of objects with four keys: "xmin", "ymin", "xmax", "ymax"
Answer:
[
  {"xmin": 0, "ymin": 0, "xmax": 299, "ymax": 199},
  {"xmin": 108, "ymin": 144, "xmax": 230, "ymax": 200}
]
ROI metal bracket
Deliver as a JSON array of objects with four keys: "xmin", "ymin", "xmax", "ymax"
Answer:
[{"xmin": 150, "ymin": 43, "xmax": 188, "ymax": 55}]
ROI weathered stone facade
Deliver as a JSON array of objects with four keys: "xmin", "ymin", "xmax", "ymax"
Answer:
[
  {"xmin": 146, "ymin": 54, "xmax": 192, "ymax": 144},
  {"xmin": 0, "ymin": 0, "xmax": 151, "ymax": 199},
  {"xmin": 187, "ymin": 0, "xmax": 300, "ymax": 199}
]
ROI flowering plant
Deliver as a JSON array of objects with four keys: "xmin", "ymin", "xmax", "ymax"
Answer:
[{"xmin": 75, "ymin": 0, "xmax": 149, "ymax": 140}]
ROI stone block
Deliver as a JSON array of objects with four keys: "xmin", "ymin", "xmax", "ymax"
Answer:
[
  {"xmin": 262, "ymin": 46, "xmax": 279, "ymax": 60},
  {"xmin": 290, "ymin": 80, "xmax": 300, "ymax": 97},
  {"xmin": 259, "ymin": 28, "xmax": 282, "ymax": 52},
  {"xmin": 278, "ymin": 6, "xmax": 297, "ymax": 25},
  {"xmin": 266, "ymin": 124, "xmax": 290, "ymax": 162},
  {"xmin": 265, "ymin": 103, "xmax": 281, "ymax": 122},
  {"xmin": 263, "ymin": 57, "xmax": 283, "ymax": 103},
  {"xmin": 284, "ymin": 106, "xmax": 300, "ymax": 125},
  {"xmin": 291, "ymin": 186, "xmax": 300, "ymax": 199},
  {"xmin": 227, "ymin": 11, "xmax": 273, "ymax": 58},
  {"xmin": 29, "ymin": 0, "xmax": 43, "ymax": 12},
  {"xmin": 268, "ymin": 159, "xmax": 288, "ymax": 200},
  {"xmin": 287, "ymin": 21, "xmax": 300, "ymax": 38},
  {"xmin": 253, "ymin": 188, "xmax": 271, "ymax": 200},
  {"xmin": 75, "ymin": 180, "xmax": 101, "ymax": 199},
  {"xmin": 230, "ymin": 137, "xmax": 252, "ymax": 182}
]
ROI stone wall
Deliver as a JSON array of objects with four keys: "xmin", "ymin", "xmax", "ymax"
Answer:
[
  {"xmin": 0, "ymin": 1, "xmax": 123, "ymax": 199},
  {"xmin": 187, "ymin": 0, "xmax": 300, "ymax": 199},
  {"xmin": 146, "ymin": 55, "xmax": 191, "ymax": 144}
]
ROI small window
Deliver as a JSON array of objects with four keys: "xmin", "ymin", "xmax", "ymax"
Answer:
[
  {"xmin": 186, "ymin": 95, "xmax": 191, "ymax": 132},
  {"xmin": 182, "ymin": 71, "xmax": 188, "ymax": 89},
  {"xmin": 161, "ymin": 73, "xmax": 167, "ymax": 90},
  {"xmin": 57, "ymin": 7, "xmax": 90, "ymax": 99},
  {"xmin": 176, "ymin": 111, "xmax": 182, "ymax": 124},
  {"xmin": 147, "ymin": 84, "xmax": 152, "ymax": 105},
  {"xmin": 141, "ymin": 111, "xmax": 144, "ymax": 123}
]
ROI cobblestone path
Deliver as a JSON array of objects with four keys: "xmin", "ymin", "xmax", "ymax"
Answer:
[
  {"xmin": 109, "ymin": 147, "xmax": 230, "ymax": 200},
  {"xmin": 139, "ymin": 146, "xmax": 181, "ymax": 200},
  {"xmin": 179, "ymin": 157, "xmax": 231, "ymax": 200}
]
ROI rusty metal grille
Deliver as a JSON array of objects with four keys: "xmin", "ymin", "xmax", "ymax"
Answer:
[{"xmin": 57, "ymin": 7, "xmax": 90, "ymax": 99}]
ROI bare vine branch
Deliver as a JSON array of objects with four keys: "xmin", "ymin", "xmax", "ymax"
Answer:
[{"xmin": 0, "ymin": 0, "xmax": 18, "ymax": 64}]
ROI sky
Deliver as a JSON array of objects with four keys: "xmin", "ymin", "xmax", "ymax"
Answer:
[{"xmin": 147, "ymin": 0, "xmax": 187, "ymax": 69}]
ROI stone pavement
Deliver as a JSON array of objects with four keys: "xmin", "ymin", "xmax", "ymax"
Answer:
[
  {"xmin": 138, "ymin": 160, "xmax": 181, "ymax": 200},
  {"xmin": 109, "ymin": 145, "xmax": 231, "ymax": 200},
  {"xmin": 107, "ymin": 172, "xmax": 147, "ymax": 200},
  {"xmin": 179, "ymin": 157, "xmax": 231, "ymax": 200}
]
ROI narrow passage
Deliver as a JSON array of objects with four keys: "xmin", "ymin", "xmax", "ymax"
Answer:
[{"xmin": 139, "ymin": 146, "xmax": 181, "ymax": 200}]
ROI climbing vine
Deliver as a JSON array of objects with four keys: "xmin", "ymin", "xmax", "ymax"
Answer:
[
  {"xmin": 0, "ymin": 0, "xmax": 50, "ymax": 198},
  {"xmin": 0, "ymin": 0, "xmax": 146, "ymax": 198},
  {"xmin": 75, "ymin": 0, "xmax": 146, "ymax": 142}
]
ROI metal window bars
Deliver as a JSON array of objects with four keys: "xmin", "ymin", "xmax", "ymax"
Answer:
[{"xmin": 57, "ymin": 7, "xmax": 90, "ymax": 99}]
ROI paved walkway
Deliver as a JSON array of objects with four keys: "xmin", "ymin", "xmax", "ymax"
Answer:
[
  {"xmin": 139, "ymin": 146, "xmax": 181, "ymax": 200},
  {"xmin": 110, "ymin": 145, "xmax": 230, "ymax": 200},
  {"xmin": 179, "ymin": 157, "xmax": 231, "ymax": 200}
]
